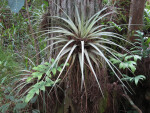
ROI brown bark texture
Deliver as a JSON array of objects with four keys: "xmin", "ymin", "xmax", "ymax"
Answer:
[
  {"xmin": 128, "ymin": 0, "xmax": 146, "ymax": 42},
  {"xmin": 48, "ymin": 0, "xmax": 103, "ymax": 18}
]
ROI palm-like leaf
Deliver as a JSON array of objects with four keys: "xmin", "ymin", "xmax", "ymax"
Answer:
[{"xmin": 42, "ymin": 7, "xmax": 133, "ymax": 95}]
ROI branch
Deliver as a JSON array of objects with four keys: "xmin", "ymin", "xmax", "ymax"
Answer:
[{"xmin": 123, "ymin": 94, "xmax": 142, "ymax": 113}]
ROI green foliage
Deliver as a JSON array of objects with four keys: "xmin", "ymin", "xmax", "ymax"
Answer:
[
  {"xmin": 31, "ymin": 4, "xmax": 47, "ymax": 27},
  {"xmin": 132, "ymin": 31, "xmax": 150, "ymax": 58},
  {"xmin": 0, "ymin": 10, "xmax": 29, "ymax": 51},
  {"xmin": 144, "ymin": 4, "xmax": 150, "ymax": 25},
  {"xmin": 0, "ymin": 1, "xmax": 65, "ymax": 112},
  {"xmin": 144, "ymin": 7, "xmax": 150, "ymax": 36},
  {"xmin": 144, "ymin": 8, "xmax": 150, "ymax": 24},
  {"xmin": 110, "ymin": 53, "xmax": 141, "ymax": 73},
  {"xmin": 0, "ymin": 103, "xmax": 11, "ymax": 113},
  {"xmin": 25, "ymin": 59, "xmax": 68, "ymax": 103},
  {"xmin": 108, "ymin": 21, "xmax": 123, "ymax": 32},
  {"xmin": 0, "ymin": 58, "xmax": 67, "ymax": 112},
  {"xmin": 25, "ymin": 78, "xmax": 60, "ymax": 103},
  {"xmin": 0, "ymin": 0, "xmax": 49, "ymax": 68},
  {"xmin": 110, "ymin": 52, "xmax": 146, "ymax": 85},
  {"xmin": 26, "ymin": 59, "xmax": 68, "ymax": 82},
  {"xmin": 121, "ymin": 74, "xmax": 146, "ymax": 86},
  {"xmin": 0, "ymin": 95, "xmax": 27, "ymax": 113},
  {"xmin": 0, "ymin": 47, "xmax": 19, "ymax": 84},
  {"xmin": 0, "ymin": 80, "xmax": 28, "ymax": 113}
]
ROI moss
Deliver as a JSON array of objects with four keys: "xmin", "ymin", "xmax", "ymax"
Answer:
[{"xmin": 98, "ymin": 92, "xmax": 109, "ymax": 113}]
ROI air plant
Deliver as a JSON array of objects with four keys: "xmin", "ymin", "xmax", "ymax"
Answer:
[{"xmin": 40, "ymin": 6, "xmax": 133, "ymax": 97}]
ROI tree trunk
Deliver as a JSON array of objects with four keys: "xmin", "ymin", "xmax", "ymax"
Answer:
[{"xmin": 128, "ymin": 0, "xmax": 146, "ymax": 42}]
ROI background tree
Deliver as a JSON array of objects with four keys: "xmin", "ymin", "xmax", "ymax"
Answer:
[{"xmin": 128, "ymin": 0, "xmax": 146, "ymax": 41}]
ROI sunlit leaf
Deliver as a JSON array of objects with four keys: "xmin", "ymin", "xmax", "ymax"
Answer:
[
  {"xmin": 52, "ymin": 68, "xmax": 56, "ymax": 75},
  {"xmin": 31, "ymin": 72, "xmax": 43, "ymax": 80},
  {"xmin": 25, "ymin": 92, "xmax": 34, "ymax": 103},
  {"xmin": 8, "ymin": 0, "xmax": 25, "ymax": 13}
]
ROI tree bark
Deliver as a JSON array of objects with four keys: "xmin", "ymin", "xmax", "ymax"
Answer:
[{"xmin": 128, "ymin": 0, "xmax": 146, "ymax": 42}]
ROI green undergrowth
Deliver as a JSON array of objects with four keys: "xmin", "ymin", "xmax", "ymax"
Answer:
[
  {"xmin": 0, "ymin": 47, "xmax": 20, "ymax": 85},
  {"xmin": 0, "ymin": 47, "xmax": 22, "ymax": 111}
]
